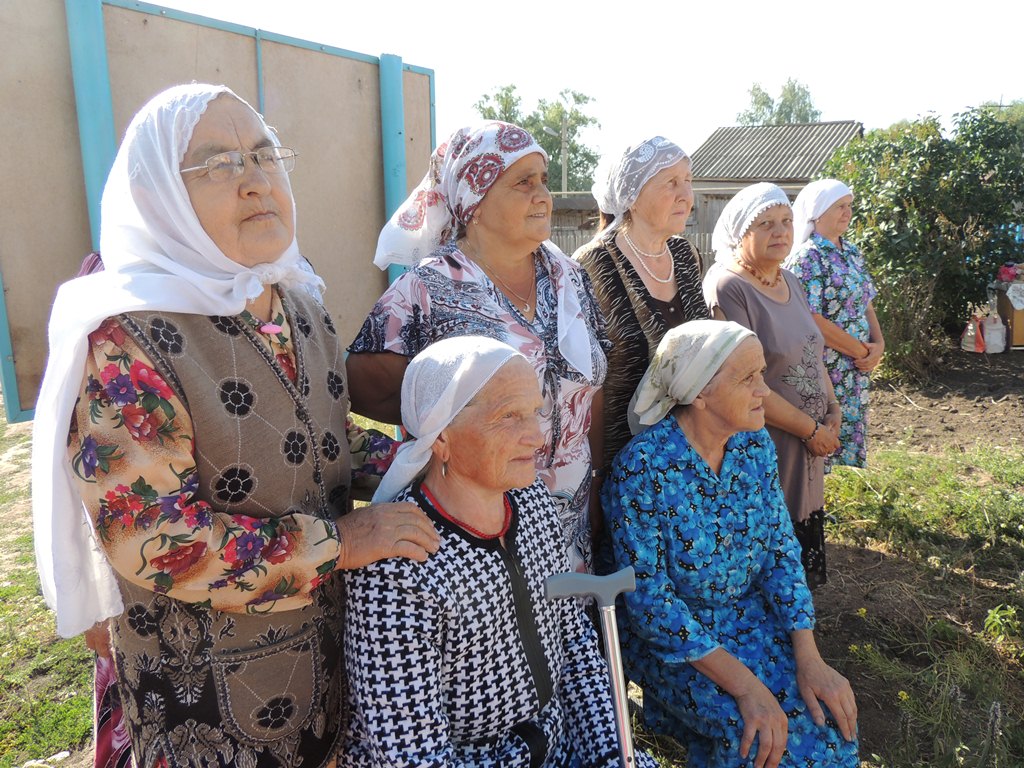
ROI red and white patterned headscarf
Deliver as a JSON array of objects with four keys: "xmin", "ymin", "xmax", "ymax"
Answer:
[{"xmin": 373, "ymin": 122, "xmax": 548, "ymax": 269}]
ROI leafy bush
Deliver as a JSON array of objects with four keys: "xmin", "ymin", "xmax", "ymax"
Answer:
[{"xmin": 823, "ymin": 109, "xmax": 1024, "ymax": 377}]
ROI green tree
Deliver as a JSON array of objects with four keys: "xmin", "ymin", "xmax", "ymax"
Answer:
[
  {"xmin": 473, "ymin": 85, "xmax": 600, "ymax": 193},
  {"xmin": 737, "ymin": 78, "xmax": 822, "ymax": 125},
  {"xmin": 473, "ymin": 85, "xmax": 522, "ymax": 124},
  {"xmin": 823, "ymin": 108, "xmax": 1024, "ymax": 376},
  {"xmin": 981, "ymin": 99, "xmax": 1024, "ymax": 131}
]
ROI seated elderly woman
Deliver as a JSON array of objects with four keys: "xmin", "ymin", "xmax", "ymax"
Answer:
[
  {"xmin": 341, "ymin": 336, "xmax": 656, "ymax": 767},
  {"xmin": 603, "ymin": 321, "xmax": 858, "ymax": 768},
  {"xmin": 32, "ymin": 83, "xmax": 439, "ymax": 768}
]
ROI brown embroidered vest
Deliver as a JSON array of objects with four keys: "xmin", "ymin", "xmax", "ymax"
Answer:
[{"xmin": 111, "ymin": 288, "xmax": 351, "ymax": 768}]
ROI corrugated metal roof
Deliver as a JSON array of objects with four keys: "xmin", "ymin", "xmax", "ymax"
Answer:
[{"xmin": 690, "ymin": 121, "xmax": 863, "ymax": 182}]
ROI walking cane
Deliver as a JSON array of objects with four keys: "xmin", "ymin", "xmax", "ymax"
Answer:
[{"xmin": 545, "ymin": 566, "xmax": 637, "ymax": 768}]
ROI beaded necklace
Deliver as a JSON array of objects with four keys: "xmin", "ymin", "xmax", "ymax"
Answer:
[
  {"xmin": 421, "ymin": 483, "xmax": 513, "ymax": 540},
  {"xmin": 737, "ymin": 259, "xmax": 782, "ymax": 288}
]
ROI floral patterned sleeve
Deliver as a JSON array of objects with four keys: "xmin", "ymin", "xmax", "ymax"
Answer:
[
  {"xmin": 789, "ymin": 244, "xmax": 827, "ymax": 315},
  {"xmin": 750, "ymin": 432, "xmax": 816, "ymax": 632},
  {"xmin": 347, "ymin": 416, "xmax": 399, "ymax": 488},
  {"xmin": 68, "ymin": 317, "xmax": 341, "ymax": 613},
  {"xmin": 346, "ymin": 271, "xmax": 434, "ymax": 357},
  {"xmin": 602, "ymin": 443, "xmax": 722, "ymax": 664}
]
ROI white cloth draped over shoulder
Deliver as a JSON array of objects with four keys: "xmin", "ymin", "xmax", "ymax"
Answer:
[
  {"xmin": 791, "ymin": 179, "xmax": 854, "ymax": 252},
  {"xmin": 373, "ymin": 336, "xmax": 524, "ymax": 503},
  {"xmin": 32, "ymin": 83, "xmax": 323, "ymax": 638},
  {"xmin": 629, "ymin": 319, "xmax": 755, "ymax": 435}
]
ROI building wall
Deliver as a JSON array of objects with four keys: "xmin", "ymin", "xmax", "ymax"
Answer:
[{"xmin": 0, "ymin": 0, "xmax": 433, "ymax": 417}]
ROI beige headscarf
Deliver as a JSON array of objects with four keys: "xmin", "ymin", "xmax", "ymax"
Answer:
[{"xmin": 629, "ymin": 319, "xmax": 755, "ymax": 434}]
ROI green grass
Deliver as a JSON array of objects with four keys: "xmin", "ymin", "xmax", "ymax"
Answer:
[
  {"xmin": 0, "ymin": 416, "xmax": 94, "ymax": 767},
  {"xmin": 828, "ymin": 445, "xmax": 1024, "ymax": 768}
]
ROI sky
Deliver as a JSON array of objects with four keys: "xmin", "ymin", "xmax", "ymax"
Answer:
[{"xmin": 157, "ymin": 0, "xmax": 1024, "ymax": 161}]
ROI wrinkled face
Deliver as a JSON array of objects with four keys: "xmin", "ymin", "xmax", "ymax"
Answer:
[
  {"xmin": 741, "ymin": 204, "xmax": 793, "ymax": 265},
  {"xmin": 631, "ymin": 158, "xmax": 694, "ymax": 237},
  {"xmin": 814, "ymin": 194, "xmax": 854, "ymax": 242},
  {"xmin": 696, "ymin": 337, "xmax": 770, "ymax": 434},
  {"xmin": 442, "ymin": 357, "xmax": 544, "ymax": 493},
  {"xmin": 473, "ymin": 153, "xmax": 552, "ymax": 251},
  {"xmin": 181, "ymin": 95, "xmax": 295, "ymax": 268}
]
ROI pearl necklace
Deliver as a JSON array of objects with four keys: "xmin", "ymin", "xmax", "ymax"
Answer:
[
  {"xmin": 422, "ymin": 483, "xmax": 513, "ymax": 540},
  {"xmin": 623, "ymin": 230, "xmax": 669, "ymax": 259},
  {"xmin": 738, "ymin": 259, "xmax": 782, "ymax": 288},
  {"xmin": 623, "ymin": 234, "xmax": 675, "ymax": 285}
]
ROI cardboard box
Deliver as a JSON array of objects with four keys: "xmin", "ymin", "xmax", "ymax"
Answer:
[{"xmin": 996, "ymin": 289, "xmax": 1024, "ymax": 348}]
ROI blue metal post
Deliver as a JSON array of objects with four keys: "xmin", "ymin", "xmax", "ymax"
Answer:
[
  {"xmin": 65, "ymin": 0, "xmax": 117, "ymax": 250},
  {"xmin": 379, "ymin": 54, "xmax": 407, "ymax": 285}
]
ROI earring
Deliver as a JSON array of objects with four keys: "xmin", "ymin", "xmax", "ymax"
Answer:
[{"xmin": 441, "ymin": 461, "xmax": 448, "ymax": 479}]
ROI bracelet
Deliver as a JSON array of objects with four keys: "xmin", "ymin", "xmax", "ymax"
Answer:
[
  {"xmin": 827, "ymin": 400, "xmax": 841, "ymax": 411},
  {"xmin": 800, "ymin": 422, "xmax": 821, "ymax": 443},
  {"xmin": 591, "ymin": 467, "xmax": 608, "ymax": 480}
]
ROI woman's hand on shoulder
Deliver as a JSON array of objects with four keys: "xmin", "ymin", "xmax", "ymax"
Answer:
[
  {"xmin": 335, "ymin": 501, "xmax": 440, "ymax": 570},
  {"xmin": 734, "ymin": 677, "xmax": 789, "ymax": 768},
  {"xmin": 795, "ymin": 652, "xmax": 858, "ymax": 743}
]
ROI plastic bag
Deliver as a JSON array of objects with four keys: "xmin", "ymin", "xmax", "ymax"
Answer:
[
  {"xmin": 961, "ymin": 316, "xmax": 985, "ymax": 353},
  {"xmin": 982, "ymin": 315, "xmax": 1006, "ymax": 354}
]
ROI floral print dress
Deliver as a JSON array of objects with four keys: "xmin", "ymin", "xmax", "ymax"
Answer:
[
  {"xmin": 602, "ymin": 419, "xmax": 859, "ymax": 767},
  {"xmin": 785, "ymin": 233, "xmax": 878, "ymax": 468}
]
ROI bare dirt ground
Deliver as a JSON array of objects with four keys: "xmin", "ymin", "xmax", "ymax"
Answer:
[{"xmin": 812, "ymin": 346, "xmax": 1024, "ymax": 757}]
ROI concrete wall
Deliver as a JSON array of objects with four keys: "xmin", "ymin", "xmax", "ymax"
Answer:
[{"xmin": 0, "ymin": 0, "xmax": 433, "ymax": 418}]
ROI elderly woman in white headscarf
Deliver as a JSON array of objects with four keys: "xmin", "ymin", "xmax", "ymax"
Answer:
[
  {"xmin": 603, "ymin": 320, "xmax": 859, "ymax": 768},
  {"xmin": 784, "ymin": 179, "xmax": 884, "ymax": 469},
  {"xmin": 574, "ymin": 137, "xmax": 709, "ymax": 526},
  {"xmin": 702, "ymin": 183, "xmax": 840, "ymax": 589},
  {"xmin": 347, "ymin": 121, "xmax": 609, "ymax": 571},
  {"xmin": 342, "ymin": 335, "xmax": 656, "ymax": 767},
  {"xmin": 31, "ymin": 83, "xmax": 439, "ymax": 768}
]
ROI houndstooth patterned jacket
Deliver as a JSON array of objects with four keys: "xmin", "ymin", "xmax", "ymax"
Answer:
[{"xmin": 341, "ymin": 479, "xmax": 655, "ymax": 767}]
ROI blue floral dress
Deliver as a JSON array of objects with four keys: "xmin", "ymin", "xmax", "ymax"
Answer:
[
  {"xmin": 785, "ymin": 234, "xmax": 877, "ymax": 468},
  {"xmin": 602, "ymin": 418, "xmax": 859, "ymax": 767}
]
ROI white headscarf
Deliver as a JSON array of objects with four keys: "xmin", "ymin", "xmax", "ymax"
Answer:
[
  {"xmin": 373, "ymin": 337, "xmax": 525, "ymax": 503},
  {"xmin": 373, "ymin": 122, "xmax": 548, "ymax": 270},
  {"xmin": 592, "ymin": 136, "xmax": 688, "ymax": 233},
  {"xmin": 32, "ymin": 83, "xmax": 322, "ymax": 638},
  {"xmin": 711, "ymin": 182, "xmax": 792, "ymax": 265},
  {"xmin": 629, "ymin": 319, "xmax": 755, "ymax": 435},
  {"xmin": 791, "ymin": 178, "xmax": 854, "ymax": 251}
]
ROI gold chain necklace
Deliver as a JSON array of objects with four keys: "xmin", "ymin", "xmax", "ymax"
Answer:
[{"xmin": 462, "ymin": 240, "xmax": 536, "ymax": 314}]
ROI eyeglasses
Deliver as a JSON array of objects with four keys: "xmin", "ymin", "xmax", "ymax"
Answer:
[{"xmin": 180, "ymin": 147, "xmax": 298, "ymax": 182}]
